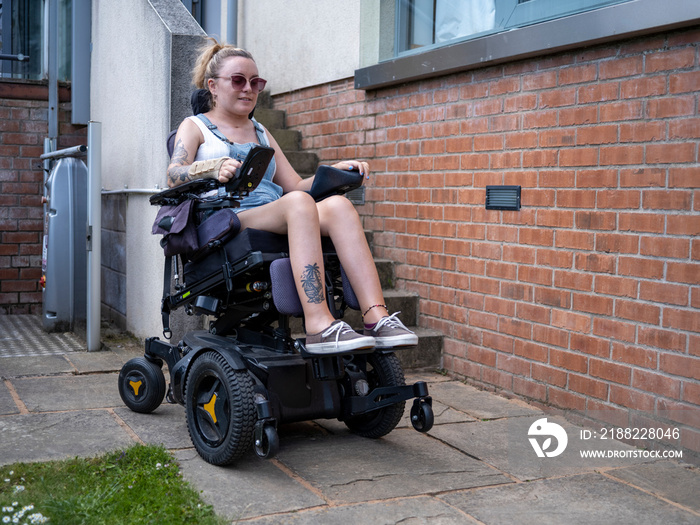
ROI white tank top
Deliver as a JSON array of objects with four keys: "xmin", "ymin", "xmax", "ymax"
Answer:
[{"xmin": 187, "ymin": 115, "xmax": 232, "ymax": 161}]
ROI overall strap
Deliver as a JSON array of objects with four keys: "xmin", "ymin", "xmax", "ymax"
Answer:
[
  {"xmin": 195, "ymin": 114, "xmax": 269, "ymax": 146},
  {"xmin": 251, "ymin": 118, "xmax": 269, "ymax": 146},
  {"xmin": 196, "ymin": 114, "xmax": 233, "ymax": 145}
]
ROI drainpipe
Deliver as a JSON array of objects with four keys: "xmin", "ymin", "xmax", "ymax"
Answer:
[
  {"xmin": 46, "ymin": 0, "xmax": 58, "ymax": 154},
  {"xmin": 227, "ymin": 0, "xmax": 238, "ymax": 45}
]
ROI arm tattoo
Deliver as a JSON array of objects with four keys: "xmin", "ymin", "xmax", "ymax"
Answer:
[
  {"xmin": 167, "ymin": 138, "xmax": 191, "ymax": 186},
  {"xmin": 301, "ymin": 263, "xmax": 324, "ymax": 304}
]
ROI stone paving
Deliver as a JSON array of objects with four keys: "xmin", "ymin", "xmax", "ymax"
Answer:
[{"xmin": 0, "ymin": 336, "xmax": 698, "ymax": 524}]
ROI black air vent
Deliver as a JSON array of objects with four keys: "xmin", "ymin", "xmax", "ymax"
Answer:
[{"xmin": 485, "ymin": 185, "xmax": 521, "ymax": 211}]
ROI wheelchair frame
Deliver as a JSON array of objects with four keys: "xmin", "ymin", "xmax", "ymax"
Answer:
[{"xmin": 118, "ymin": 166, "xmax": 434, "ymax": 466}]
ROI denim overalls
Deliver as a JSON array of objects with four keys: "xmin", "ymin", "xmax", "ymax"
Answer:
[{"xmin": 196, "ymin": 114, "xmax": 282, "ymax": 213}]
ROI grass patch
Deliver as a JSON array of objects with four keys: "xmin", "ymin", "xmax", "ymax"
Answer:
[{"xmin": 0, "ymin": 444, "xmax": 227, "ymax": 525}]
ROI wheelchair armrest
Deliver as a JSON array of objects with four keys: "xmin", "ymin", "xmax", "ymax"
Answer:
[
  {"xmin": 152, "ymin": 145, "xmax": 274, "ymax": 207},
  {"xmin": 150, "ymin": 179, "xmax": 221, "ymax": 206},
  {"xmin": 308, "ymin": 165, "xmax": 363, "ymax": 202}
]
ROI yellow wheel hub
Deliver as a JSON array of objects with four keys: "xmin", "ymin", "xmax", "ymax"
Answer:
[
  {"xmin": 129, "ymin": 379, "xmax": 143, "ymax": 396},
  {"xmin": 203, "ymin": 393, "xmax": 218, "ymax": 424}
]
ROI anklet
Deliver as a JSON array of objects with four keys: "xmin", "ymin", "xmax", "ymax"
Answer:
[{"xmin": 362, "ymin": 304, "xmax": 387, "ymax": 318}]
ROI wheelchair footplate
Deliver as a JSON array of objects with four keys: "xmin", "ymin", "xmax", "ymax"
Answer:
[{"xmin": 294, "ymin": 338, "xmax": 434, "ymax": 433}]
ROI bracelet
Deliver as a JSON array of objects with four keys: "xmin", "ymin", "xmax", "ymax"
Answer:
[{"xmin": 362, "ymin": 304, "xmax": 387, "ymax": 318}]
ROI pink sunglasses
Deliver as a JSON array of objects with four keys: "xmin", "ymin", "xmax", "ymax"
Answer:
[{"xmin": 216, "ymin": 74, "xmax": 267, "ymax": 93}]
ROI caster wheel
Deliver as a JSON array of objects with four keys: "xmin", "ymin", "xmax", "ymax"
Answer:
[
  {"xmin": 344, "ymin": 352, "xmax": 406, "ymax": 438},
  {"xmin": 410, "ymin": 399, "xmax": 434, "ymax": 433},
  {"xmin": 185, "ymin": 351, "xmax": 256, "ymax": 465},
  {"xmin": 118, "ymin": 357, "xmax": 166, "ymax": 413},
  {"xmin": 254, "ymin": 424, "xmax": 279, "ymax": 459}
]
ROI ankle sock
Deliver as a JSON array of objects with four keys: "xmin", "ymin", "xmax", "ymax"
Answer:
[{"xmin": 364, "ymin": 322, "xmax": 377, "ymax": 330}]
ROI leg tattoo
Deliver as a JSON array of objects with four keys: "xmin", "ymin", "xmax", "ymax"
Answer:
[{"xmin": 301, "ymin": 263, "xmax": 324, "ymax": 304}]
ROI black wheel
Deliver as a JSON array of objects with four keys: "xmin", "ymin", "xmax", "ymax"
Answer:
[
  {"xmin": 344, "ymin": 352, "xmax": 406, "ymax": 438},
  {"xmin": 118, "ymin": 357, "xmax": 166, "ymax": 413},
  {"xmin": 185, "ymin": 351, "xmax": 256, "ymax": 465},
  {"xmin": 411, "ymin": 399, "xmax": 434, "ymax": 432},
  {"xmin": 254, "ymin": 424, "xmax": 279, "ymax": 459}
]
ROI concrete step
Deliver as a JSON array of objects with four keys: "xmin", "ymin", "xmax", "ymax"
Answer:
[
  {"xmin": 250, "ymin": 90, "xmax": 443, "ymax": 371},
  {"xmin": 288, "ymin": 326, "xmax": 442, "ymax": 371},
  {"xmin": 374, "ymin": 259, "xmax": 395, "ymax": 290},
  {"xmin": 257, "ymin": 90, "xmax": 273, "ymax": 108},
  {"xmin": 285, "ymin": 150, "xmax": 319, "ymax": 174},
  {"xmin": 254, "ymin": 107, "xmax": 285, "ymax": 130},
  {"xmin": 288, "ymin": 289, "xmax": 418, "ymax": 333},
  {"xmin": 395, "ymin": 327, "xmax": 443, "ymax": 370},
  {"xmin": 342, "ymin": 289, "xmax": 419, "ymax": 328},
  {"xmin": 268, "ymin": 128, "xmax": 301, "ymax": 151}
]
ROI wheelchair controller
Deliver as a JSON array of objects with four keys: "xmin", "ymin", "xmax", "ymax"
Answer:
[{"xmin": 118, "ymin": 151, "xmax": 434, "ymax": 466}]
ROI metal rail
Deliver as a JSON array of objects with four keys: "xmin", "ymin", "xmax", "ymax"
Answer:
[
  {"xmin": 101, "ymin": 186, "xmax": 162, "ymax": 195},
  {"xmin": 0, "ymin": 53, "xmax": 29, "ymax": 61},
  {"xmin": 40, "ymin": 145, "xmax": 87, "ymax": 160}
]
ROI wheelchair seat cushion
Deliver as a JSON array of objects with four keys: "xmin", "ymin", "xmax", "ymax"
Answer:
[
  {"xmin": 182, "ymin": 226, "xmax": 356, "ymax": 315},
  {"xmin": 184, "ymin": 228, "xmax": 289, "ymax": 284}
]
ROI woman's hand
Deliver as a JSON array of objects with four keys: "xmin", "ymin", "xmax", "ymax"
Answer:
[
  {"xmin": 332, "ymin": 160, "xmax": 370, "ymax": 181},
  {"xmin": 217, "ymin": 158, "xmax": 242, "ymax": 183}
]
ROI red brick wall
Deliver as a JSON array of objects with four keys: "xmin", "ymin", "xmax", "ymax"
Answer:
[
  {"xmin": 274, "ymin": 28, "xmax": 700, "ymax": 456},
  {"xmin": 0, "ymin": 81, "xmax": 87, "ymax": 314}
]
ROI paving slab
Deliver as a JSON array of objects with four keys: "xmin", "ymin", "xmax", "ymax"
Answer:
[
  {"xmin": 430, "ymin": 416, "xmax": 649, "ymax": 481},
  {"xmin": 427, "ymin": 381, "xmax": 542, "ymax": 420},
  {"xmin": 400, "ymin": 398, "xmax": 476, "ymax": 427},
  {"xmin": 0, "ymin": 355, "xmax": 75, "ymax": 378},
  {"xmin": 607, "ymin": 461, "xmax": 700, "ymax": 512},
  {"xmin": 63, "ymin": 350, "xmax": 129, "ymax": 374},
  {"xmin": 11, "ymin": 373, "xmax": 123, "ymax": 412},
  {"xmin": 114, "ymin": 404, "xmax": 191, "ymax": 449},
  {"xmin": 175, "ymin": 448, "xmax": 326, "ymax": 521},
  {"xmin": 0, "ymin": 410, "xmax": 135, "ymax": 465},
  {"xmin": 316, "ymin": 398, "xmax": 474, "ymax": 436},
  {"xmin": 2, "ymin": 318, "xmax": 699, "ymax": 525},
  {"xmin": 0, "ymin": 380, "xmax": 19, "ymax": 416},
  {"xmin": 440, "ymin": 472, "xmax": 699, "ymax": 525},
  {"xmin": 405, "ymin": 370, "xmax": 454, "ymax": 384},
  {"xmin": 276, "ymin": 427, "xmax": 511, "ymax": 504},
  {"xmin": 243, "ymin": 495, "xmax": 474, "ymax": 524}
]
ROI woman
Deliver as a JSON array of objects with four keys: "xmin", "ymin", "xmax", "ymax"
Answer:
[{"xmin": 167, "ymin": 39, "xmax": 417, "ymax": 355}]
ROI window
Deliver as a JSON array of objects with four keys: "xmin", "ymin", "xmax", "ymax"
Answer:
[
  {"xmin": 357, "ymin": 0, "xmax": 700, "ymax": 89},
  {"xmin": 396, "ymin": 0, "xmax": 497, "ymax": 55},
  {"xmin": 0, "ymin": 0, "xmax": 72, "ymax": 81},
  {"xmin": 396, "ymin": 0, "xmax": 626, "ymax": 58},
  {"xmin": 181, "ymin": 0, "xmax": 227, "ymax": 41}
]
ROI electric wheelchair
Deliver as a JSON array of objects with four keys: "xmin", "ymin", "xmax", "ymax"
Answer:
[{"xmin": 118, "ymin": 147, "xmax": 434, "ymax": 466}]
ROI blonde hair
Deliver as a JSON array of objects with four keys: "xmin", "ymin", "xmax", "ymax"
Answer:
[{"xmin": 192, "ymin": 37, "xmax": 255, "ymax": 107}]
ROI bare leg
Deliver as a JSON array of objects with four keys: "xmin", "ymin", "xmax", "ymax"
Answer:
[
  {"xmin": 236, "ymin": 191, "xmax": 336, "ymax": 333},
  {"xmin": 316, "ymin": 195, "xmax": 389, "ymax": 324}
]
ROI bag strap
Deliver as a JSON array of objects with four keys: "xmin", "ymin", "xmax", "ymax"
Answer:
[{"xmin": 161, "ymin": 255, "xmax": 173, "ymax": 339}]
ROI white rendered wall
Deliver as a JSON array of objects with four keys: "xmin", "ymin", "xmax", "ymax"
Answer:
[
  {"xmin": 237, "ymin": 0, "xmax": 362, "ymax": 94},
  {"xmin": 91, "ymin": 0, "xmax": 203, "ymax": 339}
]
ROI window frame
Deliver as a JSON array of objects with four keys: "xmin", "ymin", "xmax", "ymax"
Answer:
[{"xmin": 355, "ymin": 0, "xmax": 700, "ymax": 90}]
